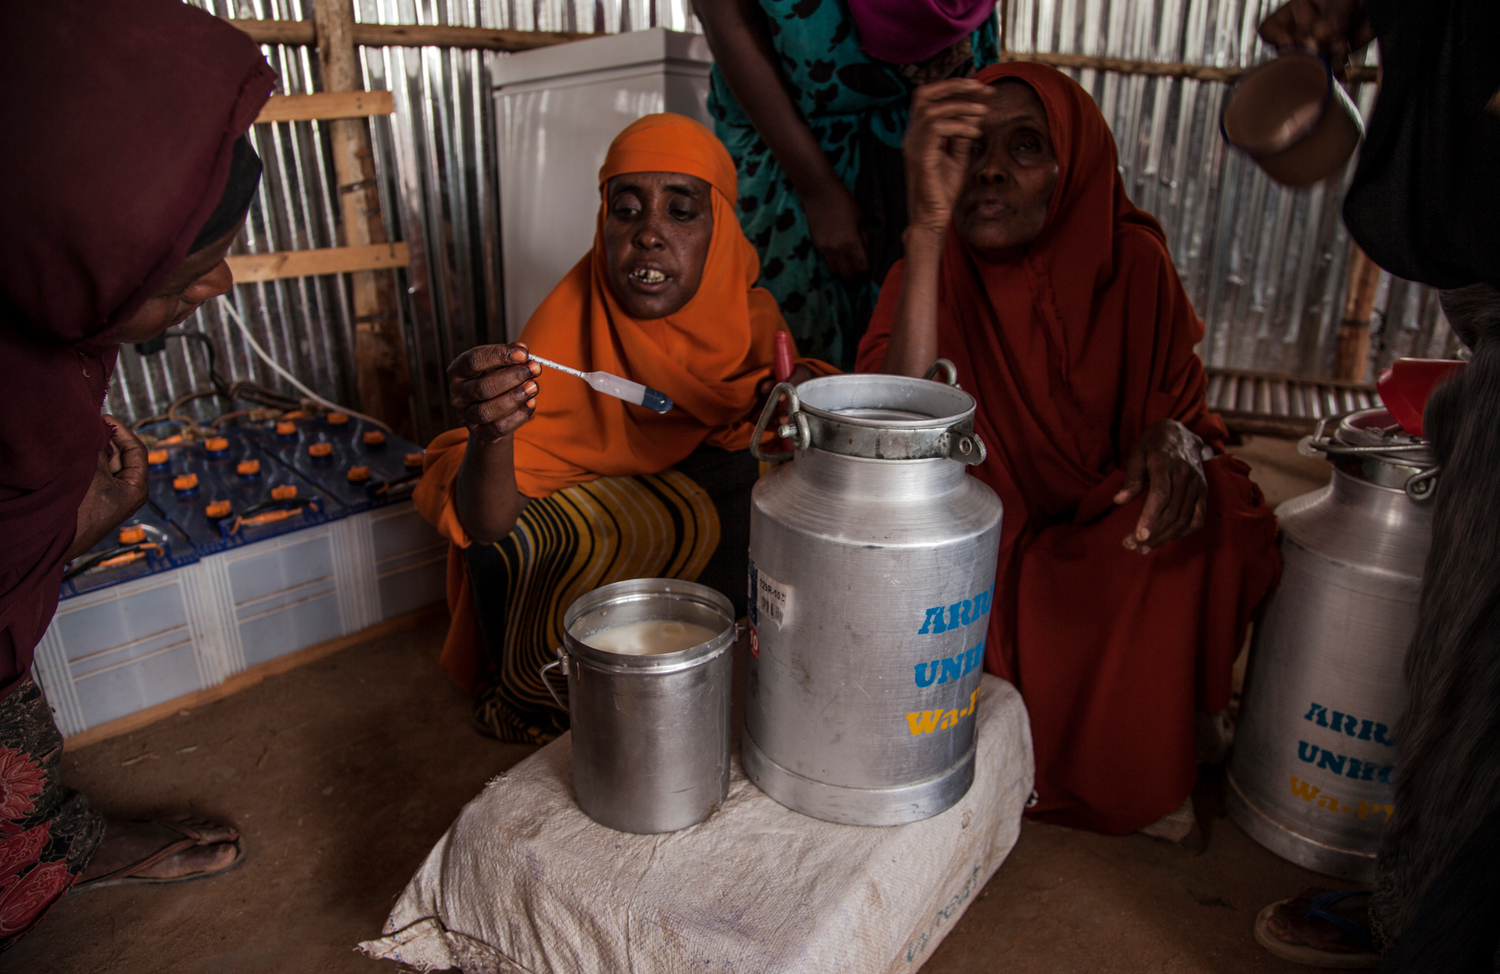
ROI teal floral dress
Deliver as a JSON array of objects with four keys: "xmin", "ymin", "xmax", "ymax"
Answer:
[{"xmin": 709, "ymin": 0, "xmax": 998, "ymax": 369}]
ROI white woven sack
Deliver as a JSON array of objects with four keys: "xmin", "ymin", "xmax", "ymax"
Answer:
[{"xmin": 360, "ymin": 674, "xmax": 1033, "ymax": 974}]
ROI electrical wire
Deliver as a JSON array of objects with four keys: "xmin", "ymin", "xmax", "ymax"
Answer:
[
  {"xmin": 141, "ymin": 330, "xmax": 299, "ymax": 427},
  {"xmin": 167, "ymin": 390, "xmax": 220, "ymax": 425},
  {"xmin": 226, "ymin": 380, "xmax": 300, "ymax": 412},
  {"xmin": 160, "ymin": 330, "xmax": 231, "ymax": 400},
  {"xmin": 218, "ymin": 297, "xmax": 391, "ymax": 432},
  {"xmin": 131, "ymin": 419, "xmax": 186, "ymax": 434}
]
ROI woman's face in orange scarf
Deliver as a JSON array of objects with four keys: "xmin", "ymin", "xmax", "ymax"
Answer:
[
  {"xmin": 603, "ymin": 171, "xmax": 715, "ymax": 319},
  {"xmin": 953, "ymin": 81, "xmax": 1059, "ymax": 258}
]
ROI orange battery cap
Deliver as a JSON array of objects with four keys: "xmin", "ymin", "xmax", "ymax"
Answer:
[
  {"xmin": 118, "ymin": 524, "xmax": 147, "ymax": 544},
  {"xmin": 283, "ymin": 410, "xmax": 304, "ymax": 420},
  {"xmin": 147, "ymin": 449, "xmax": 169, "ymax": 465},
  {"xmin": 271, "ymin": 484, "xmax": 298, "ymax": 501},
  {"xmin": 159, "ymin": 434, "xmax": 184, "ymax": 446},
  {"xmin": 362, "ymin": 430, "xmax": 386, "ymax": 446},
  {"xmin": 327, "ymin": 412, "xmax": 350, "ymax": 425},
  {"xmin": 347, "ymin": 465, "xmax": 372, "ymax": 483},
  {"xmin": 172, "ymin": 473, "xmax": 199, "ymax": 491},
  {"xmin": 204, "ymin": 436, "xmax": 229, "ymax": 452},
  {"xmin": 237, "ymin": 459, "xmax": 261, "ymax": 476},
  {"xmin": 309, "ymin": 442, "xmax": 334, "ymax": 458},
  {"xmin": 403, "ymin": 452, "xmax": 425, "ymax": 469},
  {"xmin": 275, "ymin": 421, "xmax": 297, "ymax": 436},
  {"xmin": 205, "ymin": 500, "xmax": 232, "ymax": 519}
]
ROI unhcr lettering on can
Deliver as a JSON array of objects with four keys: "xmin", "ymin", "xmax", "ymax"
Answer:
[{"xmin": 1226, "ymin": 408, "xmax": 1430, "ymax": 881}]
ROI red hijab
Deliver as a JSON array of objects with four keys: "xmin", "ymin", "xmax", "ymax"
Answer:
[
  {"xmin": 0, "ymin": 0, "xmax": 274, "ymax": 696},
  {"xmin": 858, "ymin": 64, "xmax": 1282, "ymax": 834},
  {"xmin": 858, "ymin": 61, "xmax": 1224, "ymax": 559}
]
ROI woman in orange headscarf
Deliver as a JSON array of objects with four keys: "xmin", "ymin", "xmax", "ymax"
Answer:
[
  {"xmin": 857, "ymin": 64, "xmax": 1282, "ymax": 837},
  {"xmin": 417, "ymin": 114, "xmax": 834, "ymax": 743}
]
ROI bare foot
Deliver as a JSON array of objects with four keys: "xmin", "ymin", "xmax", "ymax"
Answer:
[{"xmin": 78, "ymin": 816, "xmax": 240, "ymax": 886}]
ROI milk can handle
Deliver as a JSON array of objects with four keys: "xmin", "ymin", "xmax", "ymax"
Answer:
[
  {"xmin": 539, "ymin": 648, "xmax": 568, "ymax": 712},
  {"xmin": 750, "ymin": 381, "xmax": 810, "ymax": 462},
  {"xmin": 924, "ymin": 359, "xmax": 960, "ymax": 386}
]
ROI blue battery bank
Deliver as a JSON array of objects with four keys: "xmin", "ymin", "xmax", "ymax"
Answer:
[
  {"xmin": 239, "ymin": 412, "xmax": 426, "ymax": 514},
  {"xmin": 146, "ymin": 430, "xmax": 347, "ymax": 553},
  {"xmin": 59, "ymin": 502, "xmax": 197, "ymax": 598}
]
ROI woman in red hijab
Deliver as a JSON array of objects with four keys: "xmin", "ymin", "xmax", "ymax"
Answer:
[
  {"xmin": 0, "ymin": 0, "xmax": 272, "ymax": 946},
  {"xmin": 416, "ymin": 114, "xmax": 834, "ymax": 743},
  {"xmin": 857, "ymin": 63, "xmax": 1282, "ymax": 837}
]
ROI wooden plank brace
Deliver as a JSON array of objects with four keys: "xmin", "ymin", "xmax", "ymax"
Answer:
[{"xmin": 312, "ymin": 0, "xmax": 414, "ymax": 438}]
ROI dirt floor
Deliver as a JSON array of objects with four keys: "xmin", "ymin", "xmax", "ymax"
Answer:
[{"xmin": 10, "ymin": 436, "xmax": 1337, "ymax": 974}]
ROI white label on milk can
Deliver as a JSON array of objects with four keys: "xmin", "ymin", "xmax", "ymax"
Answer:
[{"xmin": 748, "ymin": 560, "xmax": 791, "ymax": 630}]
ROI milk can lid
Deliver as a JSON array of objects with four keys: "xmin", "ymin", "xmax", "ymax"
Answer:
[
  {"xmin": 1327, "ymin": 407, "xmax": 1437, "ymax": 494},
  {"xmin": 765, "ymin": 372, "xmax": 988, "ymax": 465}
]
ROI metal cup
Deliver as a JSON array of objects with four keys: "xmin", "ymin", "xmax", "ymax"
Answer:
[
  {"xmin": 541, "ymin": 578, "xmax": 735, "ymax": 834},
  {"xmin": 1222, "ymin": 54, "xmax": 1365, "ymax": 187}
]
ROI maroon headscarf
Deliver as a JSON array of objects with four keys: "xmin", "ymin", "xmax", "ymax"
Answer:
[
  {"xmin": 846, "ymin": 0, "xmax": 999, "ymax": 65},
  {"xmin": 0, "ymin": 0, "xmax": 275, "ymax": 697}
]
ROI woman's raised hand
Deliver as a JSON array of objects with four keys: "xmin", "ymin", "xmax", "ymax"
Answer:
[
  {"xmin": 447, "ymin": 343, "xmax": 540, "ymax": 443},
  {"xmin": 903, "ymin": 80, "xmax": 991, "ymax": 239},
  {"xmin": 1257, "ymin": 0, "xmax": 1373, "ymax": 67},
  {"xmin": 1113, "ymin": 419, "xmax": 1209, "ymax": 555}
]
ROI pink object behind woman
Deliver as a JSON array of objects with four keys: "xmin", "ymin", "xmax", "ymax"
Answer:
[{"xmin": 845, "ymin": 0, "xmax": 999, "ymax": 64}]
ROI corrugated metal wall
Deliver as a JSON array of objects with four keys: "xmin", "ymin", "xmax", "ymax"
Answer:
[
  {"xmin": 108, "ymin": 0, "xmax": 1455, "ymax": 444},
  {"xmin": 1002, "ymin": 0, "xmax": 1460, "ymax": 376}
]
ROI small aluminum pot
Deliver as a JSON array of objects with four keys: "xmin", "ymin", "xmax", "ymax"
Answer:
[
  {"xmin": 1222, "ymin": 54, "xmax": 1364, "ymax": 187},
  {"xmin": 541, "ymin": 578, "xmax": 735, "ymax": 834}
]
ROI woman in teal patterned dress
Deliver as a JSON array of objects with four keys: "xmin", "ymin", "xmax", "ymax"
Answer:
[{"xmin": 697, "ymin": 0, "xmax": 998, "ymax": 369}]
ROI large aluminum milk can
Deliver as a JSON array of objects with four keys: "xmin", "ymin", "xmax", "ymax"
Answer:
[
  {"xmin": 542, "ymin": 578, "xmax": 735, "ymax": 834},
  {"xmin": 1226, "ymin": 408, "xmax": 1435, "ymax": 880},
  {"xmin": 742, "ymin": 365, "xmax": 1004, "ymax": 826}
]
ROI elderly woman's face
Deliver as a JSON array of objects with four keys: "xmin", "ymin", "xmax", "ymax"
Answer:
[
  {"xmin": 953, "ymin": 82, "xmax": 1059, "ymax": 257},
  {"xmin": 604, "ymin": 172, "xmax": 714, "ymax": 319}
]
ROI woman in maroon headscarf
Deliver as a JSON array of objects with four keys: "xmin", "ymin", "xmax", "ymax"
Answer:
[
  {"xmin": 858, "ymin": 63, "xmax": 1282, "ymax": 837},
  {"xmin": 0, "ymin": 0, "xmax": 273, "ymax": 947}
]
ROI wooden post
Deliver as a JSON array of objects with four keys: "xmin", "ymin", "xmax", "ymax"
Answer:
[
  {"xmin": 312, "ymin": 0, "xmax": 414, "ymax": 437},
  {"xmin": 1334, "ymin": 244, "xmax": 1382, "ymax": 382}
]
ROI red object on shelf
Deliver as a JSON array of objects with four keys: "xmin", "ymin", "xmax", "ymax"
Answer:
[
  {"xmin": 773, "ymin": 330, "xmax": 795, "ymax": 383},
  {"xmin": 1376, "ymin": 358, "xmax": 1466, "ymax": 437}
]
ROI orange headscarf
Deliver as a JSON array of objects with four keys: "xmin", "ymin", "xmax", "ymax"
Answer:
[
  {"xmin": 416, "ymin": 113, "xmax": 833, "ymax": 690},
  {"xmin": 512, "ymin": 112, "xmax": 829, "ymax": 497}
]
